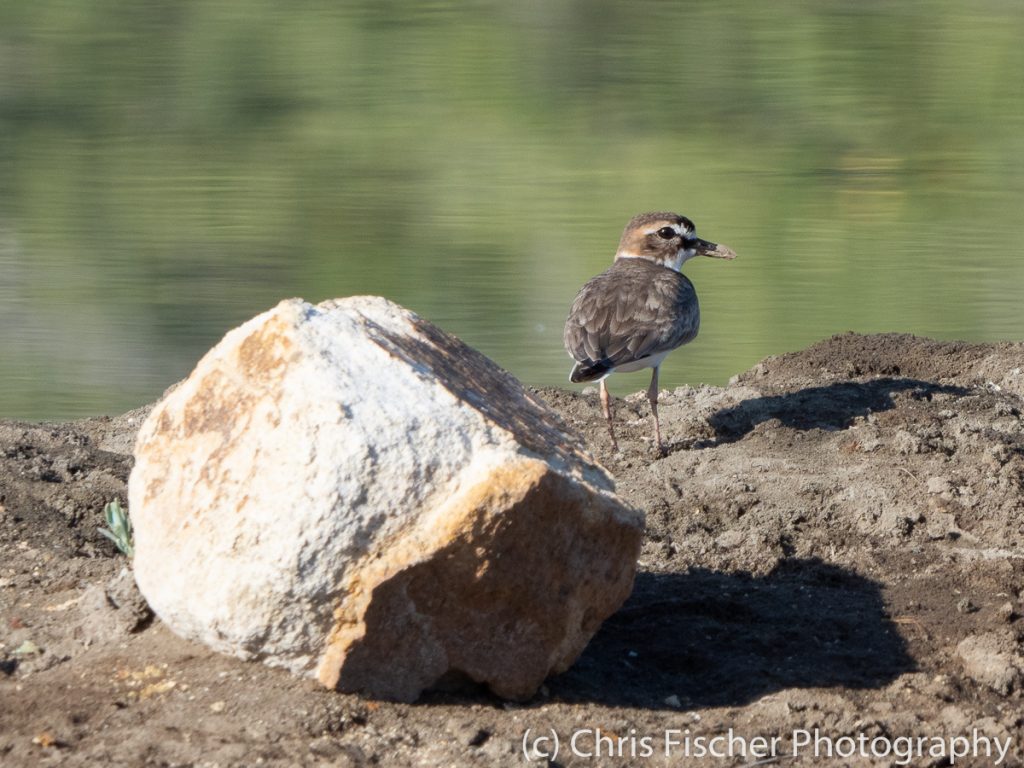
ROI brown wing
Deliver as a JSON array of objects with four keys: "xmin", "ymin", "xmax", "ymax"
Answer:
[{"xmin": 563, "ymin": 259, "xmax": 700, "ymax": 373}]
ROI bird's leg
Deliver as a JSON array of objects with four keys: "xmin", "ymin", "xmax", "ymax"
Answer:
[
  {"xmin": 599, "ymin": 378, "xmax": 619, "ymax": 452},
  {"xmin": 648, "ymin": 366, "xmax": 664, "ymax": 456}
]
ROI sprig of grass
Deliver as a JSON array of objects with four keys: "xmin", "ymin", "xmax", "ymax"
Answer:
[{"xmin": 99, "ymin": 499, "xmax": 134, "ymax": 557}]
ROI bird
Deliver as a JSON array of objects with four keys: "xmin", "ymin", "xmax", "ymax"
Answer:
[{"xmin": 563, "ymin": 211, "xmax": 736, "ymax": 455}]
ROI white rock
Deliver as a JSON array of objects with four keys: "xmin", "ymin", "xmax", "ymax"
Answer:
[
  {"xmin": 129, "ymin": 297, "xmax": 643, "ymax": 701},
  {"xmin": 956, "ymin": 632, "xmax": 1022, "ymax": 695}
]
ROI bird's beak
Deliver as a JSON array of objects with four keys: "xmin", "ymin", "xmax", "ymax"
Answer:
[{"xmin": 695, "ymin": 238, "xmax": 737, "ymax": 260}]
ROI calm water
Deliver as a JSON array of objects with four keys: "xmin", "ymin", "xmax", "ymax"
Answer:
[{"xmin": 2, "ymin": 1, "xmax": 1023, "ymax": 419}]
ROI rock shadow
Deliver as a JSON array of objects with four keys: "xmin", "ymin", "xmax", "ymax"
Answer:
[
  {"xmin": 361, "ymin": 314, "xmax": 584, "ymax": 471},
  {"xmin": 706, "ymin": 378, "xmax": 969, "ymax": 444},
  {"xmin": 548, "ymin": 558, "xmax": 914, "ymax": 709}
]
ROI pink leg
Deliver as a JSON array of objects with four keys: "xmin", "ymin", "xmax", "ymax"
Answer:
[
  {"xmin": 648, "ymin": 366, "xmax": 664, "ymax": 456},
  {"xmin": 599, "ymin": 378, "xmax": 619, "ymax": 452}
]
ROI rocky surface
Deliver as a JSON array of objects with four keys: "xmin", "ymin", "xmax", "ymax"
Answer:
[
  {"xmin": 130, "ymin": 296, "xmax": 641, "ymax": 701},
  {"xmin": 1, "ymin": 331, "xmax": 1023, "ymax": 766}
]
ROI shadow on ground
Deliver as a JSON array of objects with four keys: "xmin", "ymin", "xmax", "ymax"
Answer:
[
  {"xmin": 706, "ymin": 378, "xmax": 970, "ymax": 444},
  {"xmin": 548, "ymin": 558, "xmax": 913, "ymax": 709}
]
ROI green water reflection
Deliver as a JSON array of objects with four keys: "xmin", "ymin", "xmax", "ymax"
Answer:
[{"xmin": 2, "ymin": 1, "xmax": 1023, "ymax": 418}]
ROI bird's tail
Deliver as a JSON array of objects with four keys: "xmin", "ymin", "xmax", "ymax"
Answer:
[{"xmin": 569, "ymin": 360, "xmax": 612, "ymax": 383}]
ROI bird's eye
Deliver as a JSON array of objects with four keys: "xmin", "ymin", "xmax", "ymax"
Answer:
[{"xmin": 656, "ymin": 227, "xmax": 676, "ymax": 240}]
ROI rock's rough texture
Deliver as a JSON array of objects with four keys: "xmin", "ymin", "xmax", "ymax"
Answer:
[
  {"xmin": 956, "ymin": 632, "xmax": 1023, "ymax": 695},
  {"xmin": 128, "ymin": 296, "xmax": 642, "ymax": 701},
  {"xmin": 76, "ymin": 567, "xmax": 153, "ymax": 644}
]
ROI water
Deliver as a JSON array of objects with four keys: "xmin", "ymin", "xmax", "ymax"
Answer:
[{"xmin": 2, "ymin": 1, "xmax": 1023, "ymax": 419}]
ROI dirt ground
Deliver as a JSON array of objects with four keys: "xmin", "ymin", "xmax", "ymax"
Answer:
[{"xmin": 2, "ymin": 332, "xmax": 1024, "ymax": 767}]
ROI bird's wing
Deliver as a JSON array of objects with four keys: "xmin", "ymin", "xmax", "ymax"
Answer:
[{"xmin": 563, "ymin": 260, "xmax": 700, "ymax": 369}]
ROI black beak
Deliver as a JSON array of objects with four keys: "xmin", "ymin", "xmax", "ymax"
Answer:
[{"xmin": 694, "ymin": 238, "xmax": 737, "ymax": 260}]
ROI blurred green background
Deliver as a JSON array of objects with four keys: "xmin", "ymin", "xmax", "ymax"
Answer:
[{"xmin": 2, "ymin": 0, "xmax": 1023, "ymax": 419}]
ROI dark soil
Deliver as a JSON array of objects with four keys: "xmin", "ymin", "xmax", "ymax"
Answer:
[{"xmin": 2, "ymin": 332, "xmax": 1024, "ymax": 766}]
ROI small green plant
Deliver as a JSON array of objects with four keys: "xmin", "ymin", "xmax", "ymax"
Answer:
[{"xmin": 99, "ymin": 499, "xmax": 134, "ymax": 557}]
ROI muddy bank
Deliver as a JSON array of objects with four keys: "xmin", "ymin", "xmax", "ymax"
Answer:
[{"xmin": 2, "ymin": 332, "xmax": 1023, "ymax": 766}]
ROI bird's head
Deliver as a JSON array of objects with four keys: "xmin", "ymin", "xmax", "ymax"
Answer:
[{"xmin": 614, "ymin": 212, "xmax": 736, "ymax": 271}]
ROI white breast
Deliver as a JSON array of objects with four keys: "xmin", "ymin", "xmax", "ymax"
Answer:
[{"xmin": 610, "ymin": 350, "xmax": 670, "ymax": 374}]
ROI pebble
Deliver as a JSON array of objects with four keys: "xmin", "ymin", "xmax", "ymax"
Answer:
[
  {"xmin": 308, "ymin": 737, "xmax": 342, "ymax": 758},
  {"xmin": 13, "ymin": 640, "xmax": 41, "ymax": 656},
  {"xmin": 996, "ymin": 602, "xmax": 1016, "ymax": 623},
  {"xmin": 926, "ymin": 476, "xmax": 952, "ymax": 495},
  {"xmin": 715, "ymin": 530, "xmax": 745, "ymax": 549},
  {"xmin": 956, "ymin": 598, "xmax": 978, "ymax": 614},
  {"xmin": 32, "ymin": 731, "xmax": 58, "ymax": 748},
  {"xmin": 926, "ymin": 510, "xmax": 958, "ymax": 540}
]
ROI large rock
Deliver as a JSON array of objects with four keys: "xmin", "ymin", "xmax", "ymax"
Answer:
[{"xmin": 128, "ymin": 296, "xmax": 643, "ymax": 701}]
